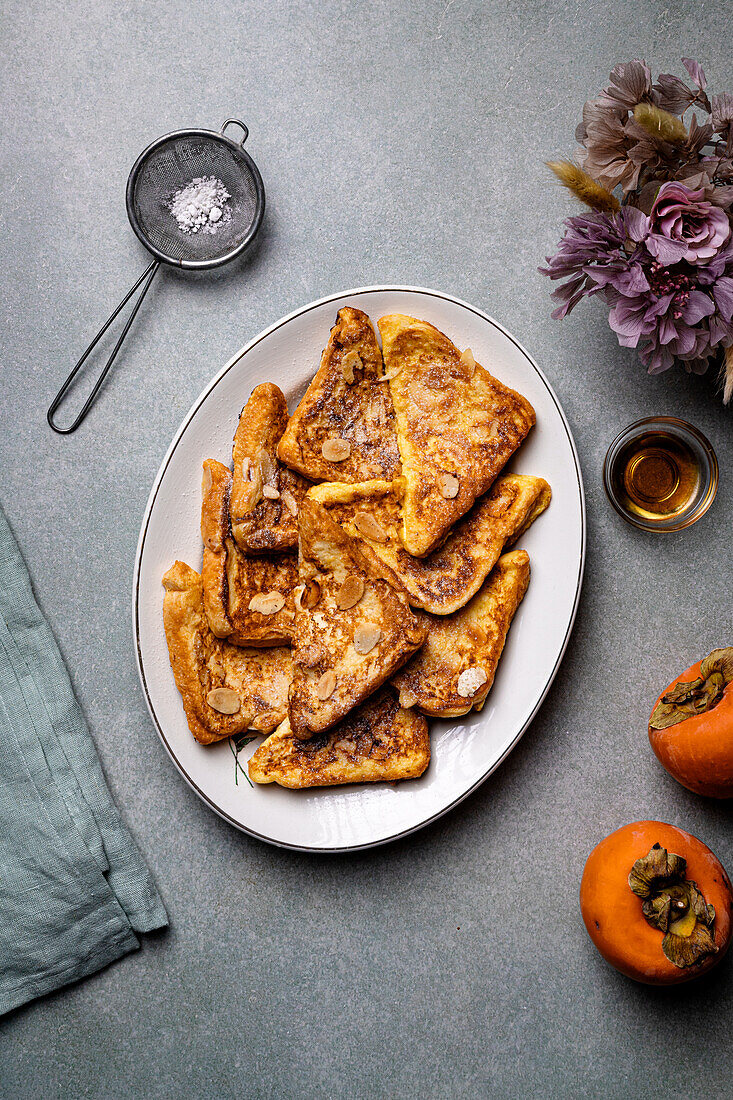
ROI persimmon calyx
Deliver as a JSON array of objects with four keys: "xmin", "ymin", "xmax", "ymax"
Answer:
[
  {"xmin": 628, "ymin": 844, "xmax": 717, "ymax": 969},
  {"xmin": 650, "ymin": 646, "xmax": 733, "ymax": 731}
]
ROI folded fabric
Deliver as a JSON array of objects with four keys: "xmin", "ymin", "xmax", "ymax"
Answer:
[{"xmin": 0, "ymin": 505, "xmax": 167, "ymax": 1016}]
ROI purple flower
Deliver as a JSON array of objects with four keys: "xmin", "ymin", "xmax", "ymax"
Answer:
[
  {"xmin": 646, "ymin": 181, "xmax": 730, "ymax": 264},
  {"xmin": 681, "ymin": 58, "xmax": 707, "ymax": 91},
  {"xmin": 542, "ymin": 57, "xmax": 733, "ymax": 386},
  {"xmin": 653, "ymin": 73, "xmax": 696, "ymax": 115},
  {"xmin": 654, "ymin": 59, "xmax": 711, "ymax": 116},
  {"xmin": 607, "ymin": 267, "xmax": 714, "ymax": 355},
  {"xmin": 538, "ymin": 208, "xmax": 648, "ymax": 318},
  {"xmin": 599, "ymin": 59, "xmax": 653, "ymax": 110},
  {"xmin": 712, "ymin": 93, "xmax": 733, "ymax": 136},
  {"xmin": 540, "ymin": 204, "xmax": 733, "ymax": 376}
]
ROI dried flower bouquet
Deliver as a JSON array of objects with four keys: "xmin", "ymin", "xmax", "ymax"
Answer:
[{"xmin": 540, "ymin": 59, "xmax": 733, "ymax": 401}]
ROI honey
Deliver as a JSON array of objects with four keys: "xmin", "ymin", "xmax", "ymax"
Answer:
[{"xmin": 609, "ymin": 430, "xmax": 701, "ymax": 523}]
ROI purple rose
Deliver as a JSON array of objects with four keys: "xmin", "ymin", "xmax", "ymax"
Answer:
[{"xmin": 647, "ymin": 181, "xmax": 730, "ymax": 265}]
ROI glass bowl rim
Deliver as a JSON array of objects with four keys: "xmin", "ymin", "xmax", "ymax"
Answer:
[{"xmin": 602, "ymin": 414, "xmax": 719, "ymax": 532}]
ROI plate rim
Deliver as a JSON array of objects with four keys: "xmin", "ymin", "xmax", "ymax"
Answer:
[{"xmin": 132, "ymin": 284, "xmax": 586, "ymax": 853}]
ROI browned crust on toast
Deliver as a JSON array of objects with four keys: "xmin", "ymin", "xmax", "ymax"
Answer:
[
  {"xmin": 249, "ymin": 688, "xmax": 430, "ymax": 787},
  {"xmin": 230, "ymin": 382, "xmax": 309, "ymax": 553},
  {"xmin": 277, "ymin": 307, "xmax": 401, "ymax": 483},
  {"xmin": 392, "ymin": 550, "xmax": 530, "ymax": 718},
  {"xmin": 289, "ymin": 496, "xmax": 427, "ymax": 739},
  {"xmin": 310, "ymin": 474, "xmax": 550, "ymax": 615},
  {"xmin": 162, "ymin": 560, "xmax": 292, "ymax": 744},
  {"xmin": 378, "ymin": 314, "xmax": 536, "ymax": 556},
  {"xmin": 202, "ymin": 458, "xmax": 297, "ymax": 646}
]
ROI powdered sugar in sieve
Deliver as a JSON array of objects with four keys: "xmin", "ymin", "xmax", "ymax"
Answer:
[{"xmin": 168, "ymin": 176, "xmax": 232, "ymax": 234}]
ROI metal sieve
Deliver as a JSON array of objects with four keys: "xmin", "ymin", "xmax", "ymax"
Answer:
[{"xmin": 47, "ymin": 119, "xmax": 265, "ymax": 434}]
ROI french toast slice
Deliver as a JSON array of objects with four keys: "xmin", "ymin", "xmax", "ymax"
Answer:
[
  {"xmin": 277, "ymin": 306, "xmax": 401, "ymax": 484},
  {"xmin": 248, "ymin": 688, "xmax": 430, "ymax": 788},
  {"xmin": 392, "ymin": 550, "xmax": 530, "ymax": 718},
  {"xmin": 309, "ymin": 473, "xmax": 550, "ymax": 615},
  {"xmin": 230, "ymin": 382, "xmax": 309, "ymax": 553},
  {"xmin": 289, "ymin": 496, "xmax": 428, "ymax": 739},
  {"xmin": 378, "ymin": 314, "xmax": 536, "ymax": 557},
  {"xmin": 162, "ymin": 561, "xmax": 292, "ymax": 745},
  {"xmin": 201, "ymin": 459, "xmax": 297, "ymax": 647}
]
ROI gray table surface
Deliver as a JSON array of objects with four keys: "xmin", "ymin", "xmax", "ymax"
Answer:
[{"xmin": 2, "ymin": 1, "xmax": 732, "ymax": 1096}]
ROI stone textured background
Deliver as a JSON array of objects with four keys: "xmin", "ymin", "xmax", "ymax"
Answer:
[{"xmin": 1, "ymin": 1, "xmax": 731, "ymax": 1096}]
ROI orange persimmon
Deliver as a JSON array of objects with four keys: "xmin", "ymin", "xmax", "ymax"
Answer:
[
  {"xmin": 649, "ymin": 647, "xmax": 733, "ymax": 798},
  {"xmin": 580, "ymin": 821, "xmax": 732, "ymax": 985}
]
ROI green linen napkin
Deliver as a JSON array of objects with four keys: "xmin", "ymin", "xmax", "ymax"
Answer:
[{"xmin": 0, "ymin": 505, "xmax": 167, "ymax": 1016}]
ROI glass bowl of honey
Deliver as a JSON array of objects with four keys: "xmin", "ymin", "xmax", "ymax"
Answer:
[{"xmin": 603, "ymin": 416, "xmax": 718, "ymax": 532}]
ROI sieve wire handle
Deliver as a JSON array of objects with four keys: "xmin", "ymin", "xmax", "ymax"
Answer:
[
  {"xmin": 220, "ymin": 118, "xmax": 249, "ymax": 145},
  {"xmin": 47, "ymin": 260, "xmax": 160, "ymax": 434}
]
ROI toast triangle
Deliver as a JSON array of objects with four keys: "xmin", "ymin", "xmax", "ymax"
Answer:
[
  {"xmin": 289, "ymin": 496, "xmax": 427, "ymax": 738},
  {"xmin": 277, "ymin": 306, "xmax": 401, "ymax": 483},
  {"xmin": 230, "ymin": 382, "xmax": 308, "ymax": 553},
  {"xmin": 249, "ymin": 688, "xmax": 430, "ymax": 787},
  {"xmin": 309, "ymin": 473, "xmax": 550, "ymax": 615},
  {"xmin": 392, "ymin": 550, "xmax": 530, "ymax": 717},
  {"xmin": 378, "ymin": 314, "xmax": 536, "ymax": 556},
  {"xmin": 162, "ymin": 561, "xmax": 292, "ymax": 744}
]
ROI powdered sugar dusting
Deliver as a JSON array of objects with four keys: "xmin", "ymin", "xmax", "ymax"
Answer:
[{"xmin": 169, "ymin": 176, "xmax": 231, "ymax": 234}]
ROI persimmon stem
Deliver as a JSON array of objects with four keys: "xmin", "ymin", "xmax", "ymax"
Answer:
[
  {"xmin": 650, "ymin": 646, "xmax": 733, "ymax": 731},
  {"xmin": 628, "ymin": 846, "xmax": 717, "ymax": 969}
]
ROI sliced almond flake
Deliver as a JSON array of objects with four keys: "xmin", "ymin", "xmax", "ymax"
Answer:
[
  {"xmin": 202, "ymin": 465, "xmax": 213, "ymax": 494},
  {"xmin": 207, "ymin": 655, "xmax": 226, "ymax": 678},
  {"xmin": 399, "ymin": 689, "xmax": 418, "ymax": 709},
  {"xmin": 488, "ymin": 418, "xmax": 500, "ymax": 440},
  {"xmin": 321, "ymin": 437, "xmax": 351, "ymax": 462},
  {"xmin": 316, "ymin": 670, "xmax": 337, "ymax": 700},
  {"xmin": 248, "ymin": 591, "xmax": 285, "ymax": 615},
  {"xmin": 459, "ymin": 347, "xmax": 477, "ymax": 376},
  {"xmin": 375, "ymin": 366, "xmax": 402, "ymax": 383},
  {"xmin": 486, "ymin": 497, "xmax": 510, "ymax": 518},
  {"xmin": 206, "ymin": 687, "xmax": 241, "ymax": 714},
  {"xmin": 281, "ymin": 489, "xmax": 298, "ymax": 516},
  {"xmin": 438, "ymin": 473, "xmax": 460, "ymax": 499},
  {"xmin": 257, "ymin": 447, "xmax": 275, "ymax": 485},
  {"xmin": 340, "ymin": 349, "xmax": 361, "ymax": 383},
  {"xmin": 353, "ymin": 623, "xmax": 381, "ymax": 655},
  {"xmin": 336, "ymin": 574, "xmax": 365, "ymax": 610},
  {"xmin": 408, "ymin": 383, "xmax": 450, "ymax": 411},
  {"xmin": 300, "ymin": 580, "xmax": 320, "ymax": 609},
  {"xmin": 353, "ymin": 511, "xmax": 388, "ymax": 543},
  {"xmin": 456, "ymin": 667, "xmax": 488, "ymax": 698},
  {"xmin": 262, "ymin": 485, "xmax": 280, "ymax": 500},
  {"xmin": 241, "ymin": 457, "xmax": 252, "ymax": 481}
]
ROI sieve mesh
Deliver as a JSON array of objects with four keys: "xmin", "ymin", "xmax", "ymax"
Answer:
[{"xmin": 129, "ymin": 133, "xmax": 262, "ymax": 266}]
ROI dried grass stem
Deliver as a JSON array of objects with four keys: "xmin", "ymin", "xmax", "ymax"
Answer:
[{"xmin": 546, "ymin": 160, "xmax": 620, "ymax": 214}]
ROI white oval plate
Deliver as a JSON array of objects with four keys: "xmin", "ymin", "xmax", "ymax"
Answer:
[{"xmin": 133, "ymin": 286, "xmax": 585, "ymax": 852}]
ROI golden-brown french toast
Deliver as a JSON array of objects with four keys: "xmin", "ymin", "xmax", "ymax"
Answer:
[
  {"xmin": 392, "ymin": 550, "xmax": 530, "ymax": 718},
  {"xmin": 201, "ymin": 459, "xmax": 297, "ymax": 646},
  {"xmin": 289, "ymin": 496, "xmax": 428, "ymax": 739},
  {"xmin": 309, "ymin": 474, "xmax": 550, "ymax": 615},
  {"xmin": 230, "ymin": 382, "xmax": 309, "ymax": 553},
  {"xmin": 277, "ymin": 307, "xmax": 401, "ymax": 483},
  {"xmin": 162, "ymin": 561, "xmax": 292, "ymax": 745},
  {"xmin": 248, "ymin": 688, "xmax": 430, "ymax": 788},
  {"xmin": 378, "ymin": 314, "xmax": 536, "ymax": 557}
]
